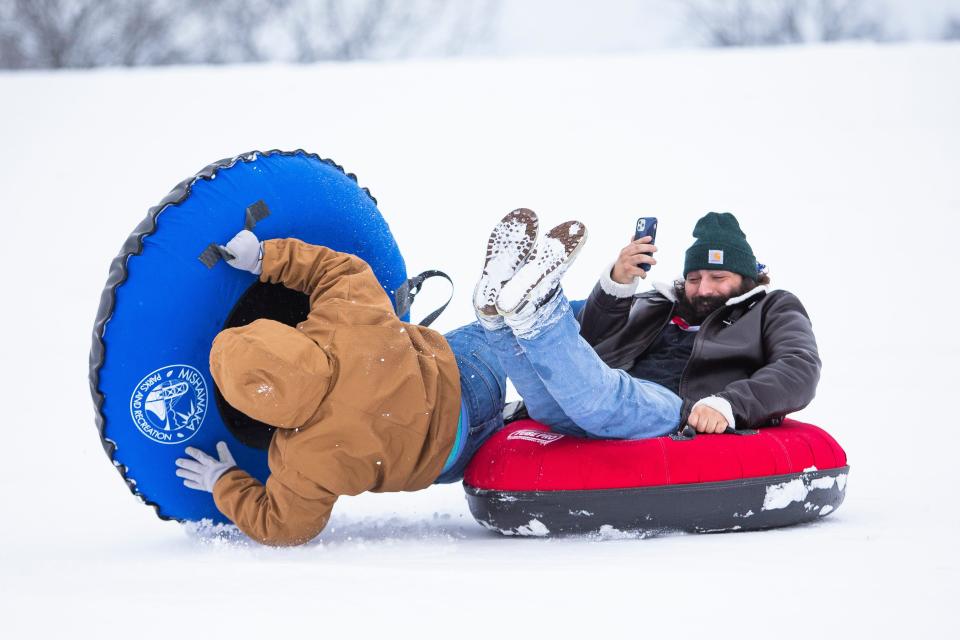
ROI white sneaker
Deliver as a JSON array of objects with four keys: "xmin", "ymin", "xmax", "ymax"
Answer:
[
  {"xmin": 473, "ymin": 208, "xmax": 539, "ymax": 319},
  {"xmin": 497, "ymin": 220, "xmax": 588, "ymax": 318}
]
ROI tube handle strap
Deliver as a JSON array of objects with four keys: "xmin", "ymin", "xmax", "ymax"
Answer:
[
  {"xmin": 670, "ymin": 425, "xmax": 760, "ymax": 441},
  {"xmin": 198, "ymin": 244, "xmax": 236, "ymax": 269},
  {"xmin": 198, "ymin": 200, "xmax": 272, "ymax": 268},
  {"xmin": 394, "ymin": 270, "xmax": 454, "ymax": 328},
  {"xmin": 244, "ymin": 200, "xmax": 271, "ymax": 230}
]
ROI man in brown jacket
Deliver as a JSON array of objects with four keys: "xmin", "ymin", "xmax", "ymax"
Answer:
[{"xmin": 175, "ymin": 231, "xmax": 510, "ymax": 546}]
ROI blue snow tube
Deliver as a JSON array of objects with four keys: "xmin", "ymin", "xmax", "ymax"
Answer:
[{"xmin": 89, "ymin": 150, "xmax": 409, "ymax": 524}]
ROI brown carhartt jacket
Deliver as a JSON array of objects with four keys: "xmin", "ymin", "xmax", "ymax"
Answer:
[{"xmin": 209, "ymin": 238, "xmax": 461, "ymax": 546}]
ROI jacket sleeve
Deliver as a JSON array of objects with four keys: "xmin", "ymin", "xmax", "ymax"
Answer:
[
  {"xmin": 718, "ymin": 292, "xmax": 822, "ymax": 428},
  {"xmin": 259, "ymin": 238, "xmax": 397, "ymax": 338},
  {"xmin": 577, "ymin": 269, "xmax": 637, "ymax": 346},
  {"xmin": 213, "ymin": 468, "xmax": 337, "ymax": 547}
]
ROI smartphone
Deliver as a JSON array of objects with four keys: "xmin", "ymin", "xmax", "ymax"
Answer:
[{"xmin": 634, "ymin": 217, "xmax": 658, "ymax": 272}]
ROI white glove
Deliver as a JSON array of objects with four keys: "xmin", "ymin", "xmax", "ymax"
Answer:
[
  {"xmin": 221, "ymin": 230, "xmax": 263, "ymax": 274},
  {"xmin": 175, "ymin": 442, "xmax": 238, "ymax": 493}
]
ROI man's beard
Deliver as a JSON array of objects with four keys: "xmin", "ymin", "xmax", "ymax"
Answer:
[
  {"xmin": 676, "ymin": 294, "xmax": 726, "ymax": 325},
  {"xmin": 674, "ymin": 281, "xmax": 752, "ymax": 325}
]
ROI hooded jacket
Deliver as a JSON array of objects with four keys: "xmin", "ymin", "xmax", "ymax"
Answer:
[
  {"xmin": 209, "ymin": 239, "xmax": 462, "ymax": 546},
  {"xmin": 578, "ymin": 277, "xmax": 821, "ymax": 429}
]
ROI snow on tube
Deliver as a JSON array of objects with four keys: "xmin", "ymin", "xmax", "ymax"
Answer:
[
  {"xmin": 89, "ymin": 150, "xmax": 408, "ymax": 524},
  {"xmin": 464, "ymin": 418, "xmax": 849, "ymax": 536}
]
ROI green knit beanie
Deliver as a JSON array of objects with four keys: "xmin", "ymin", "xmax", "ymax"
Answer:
[{"xmin": 683, "ymin": 212, "xmax": 757, "ymax": 279}]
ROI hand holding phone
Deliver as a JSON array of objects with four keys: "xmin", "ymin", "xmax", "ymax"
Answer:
[
  {"xmin": 611, "ymin": 217, "xmax": 659, "ymax": 284},
  {"xmin": 633, "ymin": 217, "xmax": 658, "ymax": 272}
]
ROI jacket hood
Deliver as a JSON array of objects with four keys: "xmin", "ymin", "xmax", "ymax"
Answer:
[{"xmin": 209, "ymin": 319, "xmax": 332, "ymax": 429}]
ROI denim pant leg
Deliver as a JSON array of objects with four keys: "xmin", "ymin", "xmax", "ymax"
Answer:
[
  {"xmin": 434, "ymin": 322, "xmax": 508, "ymax": 483},
  {"xmin": 514, "ymin": 292, "xmax": 683, "ymax": 440},
  {"xmin": 481, "ymin": 324, "xmax": 582, "ymax": 434}
]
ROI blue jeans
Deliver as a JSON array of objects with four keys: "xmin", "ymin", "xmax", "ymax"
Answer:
[
  {"xmin": 482, "ymin": 291, "xmax": 682, "ymax": 440},
  {"xmin": 434, "ymin": 322, "xmax": 508, "ymax": 483}
]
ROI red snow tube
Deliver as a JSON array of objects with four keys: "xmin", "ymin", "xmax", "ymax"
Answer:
[{"xmin": 463, "ymin": 418, "xmax": 848, "ymax": 536}]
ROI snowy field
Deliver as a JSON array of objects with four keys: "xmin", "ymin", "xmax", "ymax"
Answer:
[{"xmin": 1, "ymin": 43, "xmax": 958, "ymax": 637}]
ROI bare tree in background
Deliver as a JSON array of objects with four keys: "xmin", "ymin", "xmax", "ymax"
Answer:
[
  {"xmin": 0, "ymin": 0, "xmax": 188, "ymax": 69},
  {"xmin": 275, "ymin": 0, "xmax": 499, "ymax": 62},
  {"xmin": 686, "ymin": 0, "xmax": 782, "ymax": 46},
  {"xmin": 108, "ymin": 1, "xmax": 190, "ymax": 66},
  {"xmin": 282, "ymin": 0, "xmax": 443, "ymax": 62},
  {"xmin": 686, "ymin": 0, "xmax": 885, "ymax": 47},
  {"xmin": 182, "ymin": 0, "xmax": 292, "ymax": 64},
  {"xmin": 0, "ymin": 0, "xmax": 109, "ymax": 68},
  {"xmin": 0, "ymin": 0, "xmax": 499, "ymax": 69},
  {"xmin": 440, "ymin": 0, "xmax": 500, "ymax": 56},
  {"xmin": 181, "ymin": 0, "xmax": 500, "ymax": 64},
  {"xmin": 811, "ymin": 0, "xmax": 884, "ymax": 41},
  {"xmin": 944, "ymin": 16, "xmax": 960, "ymax": 40}
]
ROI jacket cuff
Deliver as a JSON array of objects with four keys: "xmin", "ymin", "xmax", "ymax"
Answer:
[
  {"xmin": 692, "ymin": 396, "xmax": 735, "ymax": 430},
  {"xmin": 253, "ymin": 242, "xmax": 264, "ymax": 275},
  {"xmin": 258, "ymin": 239, "xmax": 275, "ymax": 281},
  {"xmin": 212, "ymin": 466, "xmax": 244, "ymax": 494},
  {"xmin": 598, "ymin": 262, "xmax": 639, "ymax": 298}
]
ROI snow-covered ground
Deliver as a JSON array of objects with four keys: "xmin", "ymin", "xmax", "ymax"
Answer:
[{"xmin": 1, "ymin": 43, "xmax": 958, "ymax": 637}]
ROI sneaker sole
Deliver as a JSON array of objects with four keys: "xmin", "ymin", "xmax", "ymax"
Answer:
[
  {"xmin": 496, "ymin": 220, "xmax": 588, "ymax": 315},
  {"xmin": 473, "ymin": 208, "xmax": 539, "ymax": 316}
]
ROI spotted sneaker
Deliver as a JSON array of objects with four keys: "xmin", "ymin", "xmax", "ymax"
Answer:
[
  {"xmin": 472, "ymin": 208, "xmax": 539, "ymax": 319},
  {"xmin": 496, "ymin": 220, "xmax": 588, "ymax": 317}
]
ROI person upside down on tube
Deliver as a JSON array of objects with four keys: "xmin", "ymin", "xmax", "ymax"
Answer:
[{"xmin": 174, "ymin": 231, "xmax": 502, "ymax": 546}]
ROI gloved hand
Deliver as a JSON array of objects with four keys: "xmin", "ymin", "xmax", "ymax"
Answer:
[
  {"xmin": 175, "ymin": 441, "xmax": 238, "ymax": 493},
  {"xmin": 221, "ymin": 229, "xmax": 263, "ymax": 274}
]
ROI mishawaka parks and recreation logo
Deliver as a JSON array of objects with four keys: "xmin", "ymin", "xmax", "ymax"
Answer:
[{"xmin": 130, "ymin": 365, "xmax": 208, "ymax": 445}]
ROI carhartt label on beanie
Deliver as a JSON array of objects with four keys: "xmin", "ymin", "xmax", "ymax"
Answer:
[{"xmin": 684, "ymin": 212, "xmax": 757, "ymax": 279}]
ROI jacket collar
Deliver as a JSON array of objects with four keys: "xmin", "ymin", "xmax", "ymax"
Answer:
[
  {"xmin": 651, "ymin": 280, "xmax": 768, "ymax": 307},
  {"xmin": 725, "ymin": 285, "xmax": 768, "ymax": 306},
  {"xmin": 652, "ymin": 280, "xmax": 677, "ymax": 302}
]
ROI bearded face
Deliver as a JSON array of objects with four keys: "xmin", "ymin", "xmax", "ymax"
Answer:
[{"xmin": 675, "ymin": 270, "xmax": 753, "ymax": 325}]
